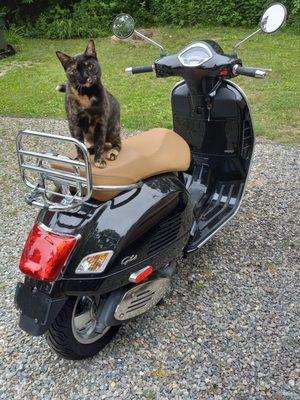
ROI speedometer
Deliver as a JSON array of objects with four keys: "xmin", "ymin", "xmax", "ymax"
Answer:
[{"xmin": 178, "ymin": 43, "xmax": 213, "ymax": 67}]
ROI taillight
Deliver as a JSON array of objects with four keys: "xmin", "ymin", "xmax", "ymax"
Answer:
[{"xmin": 19, "ymin": 224, "xmax": 78, "ymax": 281}]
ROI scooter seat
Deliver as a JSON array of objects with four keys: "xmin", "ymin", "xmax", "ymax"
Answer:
[{"xmin": 54, "ymin": 128, "xmax": 190, "ymax": 202}]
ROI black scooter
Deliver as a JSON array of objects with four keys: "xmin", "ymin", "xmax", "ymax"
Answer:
[{"xmin": 14, "ymin": 4, "xmax": 287, "ymax": 359}]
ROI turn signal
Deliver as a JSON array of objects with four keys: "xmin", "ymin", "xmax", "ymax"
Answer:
[
  {"xmin": 19, "ymin": 224, "xmax": 78, "ymax": 281},
  {"xmin": 75, "ymin": 251, "xmax": 113, "ymax": 274}
]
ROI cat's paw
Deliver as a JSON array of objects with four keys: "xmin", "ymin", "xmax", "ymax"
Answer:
[
  {"xmin": 106, "ymin": 148, "xmax": 119, "ymax": 161},
  {"xmin": 94, "ymin": 159, "xmax": 107, "ymax": 169}
]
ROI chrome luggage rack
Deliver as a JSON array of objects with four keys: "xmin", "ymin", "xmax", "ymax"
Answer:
[{"xmin": 16, "ymin": 130, "xmax": 142, "ymax": 211}]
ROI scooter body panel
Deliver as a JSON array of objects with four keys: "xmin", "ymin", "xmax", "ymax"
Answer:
[
  {"xmin": 16, "ymin": 173, "xmax": 193, "ymax": 335},
  {"xmin": 36, "ymin": 173, "xmax": 193, "ymax": 293},
  {"xmin": 172, "ymin": 79, "xmax": 254, "ymax": 251}
]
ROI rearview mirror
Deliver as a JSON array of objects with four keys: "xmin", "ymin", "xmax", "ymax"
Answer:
[
  {"xmin": 260, "ymin": 3, "xmax": 287, "ymax": 33},
  {"xmin": 112, "ymin": 13, "xmax": 166, "ymax": 56},
  {"xmin": 112, "ymin": 14, "xmax": 135, "ymax": 39},
  {"xmin": 232, "ymin": 2, "xmax": 288, "ymax": 54}
]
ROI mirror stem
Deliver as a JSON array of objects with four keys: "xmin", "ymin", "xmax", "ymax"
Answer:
[
  {"xmin": 232, "ymin": 28, "xmax": 262, "ymax": 56},
  {"xmin": 134, "ymin": 30, "xmax": 166, "ymax": 56}
]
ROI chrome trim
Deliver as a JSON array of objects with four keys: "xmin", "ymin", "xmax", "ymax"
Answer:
[
  {"xmin": 187, "ymin": 79, "xmax": 256, "ymax": 252},
  {"xmin": 16, "ymin": 130, "xmax": 143, "ymax": 211},
  {"xmin": 232, "ymin": 28, "xmax": 262, "ymax": 55},
  {"xmin": 178, "ymin": 42, "xmax": 213, "ymax": 67},
  {"xmin": 260, "ymin": 2, "xmax": 288, "ymax": 33},
  {"xmin": 38, "ymin": 222, "xmax": 82, "ymax": 240},
  {"xmin": 21, "ymin": 163, "xmax": 87, "ymax": 183},
  {"xmin": 18, "ymin": 150, "xmax": 86, "ymax": 167},
  {"xmin": 133, "ymin": 29, "xmax": 166, "ymax": 56},
  {"xmin": 93, "ymin": 181, "xmax": 143, "ymax": 191},
  {"xmin": 125, "ymin": 67, "xmax": 133, "ymax": 75},
  {"xmin": 255, "ymin": 70, "xmax": 267, "ymax": 78},
  {"xmin": 172, "ymin": 80, "xmax": 185, "ymax": 94},
  {"xmin": 114, "ymin": 278, "xmax": 170, "ymax": 321}
]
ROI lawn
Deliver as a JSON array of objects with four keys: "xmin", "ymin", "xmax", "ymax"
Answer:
[{"xmin": 0, "ymin": 26, "xmax": 299, "ymax": 144}]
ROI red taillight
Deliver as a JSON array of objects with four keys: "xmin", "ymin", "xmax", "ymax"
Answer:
[{"xmin": 19, "ymin": 224, "xmax": 78, "ymax": 281}]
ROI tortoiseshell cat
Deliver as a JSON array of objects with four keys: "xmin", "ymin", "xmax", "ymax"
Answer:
[{"xmin": 56, "ymin": 40, "xmax": 121, "ymax": 168}]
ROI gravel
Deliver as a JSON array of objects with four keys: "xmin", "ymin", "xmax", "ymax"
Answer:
[{"xmin": 0, "ymin": 116, "xmax": 299, "ymax": 399}]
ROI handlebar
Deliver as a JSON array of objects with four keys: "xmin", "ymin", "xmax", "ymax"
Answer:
[
  {"xmin": 232, "ymin": 64, "xmax": 271, "ymax": 79},
  {"xmin": 125, "ymin": 65, "xmax": 154, "ymax": 75}
]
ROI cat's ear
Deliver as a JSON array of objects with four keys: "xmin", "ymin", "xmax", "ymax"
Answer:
[
  {"xmin": 56, "ymin": 51, "xmax": 73, "ymax": 69},
  {"xmin": 85, "ymin": 39, "xmax": 97, "ymax": 58}
]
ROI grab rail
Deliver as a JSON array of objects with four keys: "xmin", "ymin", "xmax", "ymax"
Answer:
[{"xmin": 16, "ymin": 130, "xmax": 142, "ymax": 211}]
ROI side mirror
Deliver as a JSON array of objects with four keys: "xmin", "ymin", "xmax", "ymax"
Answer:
[
  {"xmin": 112, "ymin": 13, "xmax": 135, "ymax": 39},
  {"xmin": 232, "ymin": 3, "xmax": 288, "ymax": 55},
  {"xmin": 112, "ymin": 13, "xmax": 166, "ymax": 56},
  {"xmin": 260, "ymin": 3, "xmax": 287, "ymax": 33}
]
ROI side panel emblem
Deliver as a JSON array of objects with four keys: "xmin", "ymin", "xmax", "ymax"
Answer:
[{"xmin": 121, "ymin": 254, "xmax": 138, "ymax": 266}]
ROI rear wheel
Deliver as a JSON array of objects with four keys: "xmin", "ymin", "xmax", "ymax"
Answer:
[{"xmin": 46, "ymin": 296, "xmax": 120, "ymax": 360}]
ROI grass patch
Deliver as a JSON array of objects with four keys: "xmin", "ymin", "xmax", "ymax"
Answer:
[{"xmin": 0, "ymin": 27, "xmax": 299, "ymax": 143}]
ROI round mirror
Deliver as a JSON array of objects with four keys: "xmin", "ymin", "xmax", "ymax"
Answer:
[
  {"xmin": 260, "ymin": 3, "xmax": 287, "ymax": 33},
  {"xmin": 112, "ymin": 14, "xmax": 135, "ymax": 39}
]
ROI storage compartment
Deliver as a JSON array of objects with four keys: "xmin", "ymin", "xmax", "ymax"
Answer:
[{"xmin": 172, "ymin": 80, "xmax": 242, "ymax": 157}]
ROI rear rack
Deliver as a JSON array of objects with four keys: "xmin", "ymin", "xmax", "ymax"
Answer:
[{"xmin": 16, "ymin": 130, "xmax": 142, "ymax": 211}]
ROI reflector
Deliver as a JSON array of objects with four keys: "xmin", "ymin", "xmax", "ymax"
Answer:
[
  {"xmin": 129, "ymin": 266, "xmax": 154, "ymax": 283},
  {"xmin": 19, "ymin": 224, "xmax": 78, "ymax": 281}
]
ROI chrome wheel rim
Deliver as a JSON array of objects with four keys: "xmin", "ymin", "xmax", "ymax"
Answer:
[{"xmin": 71, "ymin": 296, "xmax": 110, "ymax": 344}]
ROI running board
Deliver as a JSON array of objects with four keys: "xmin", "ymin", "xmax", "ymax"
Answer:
[{"xmin": 186, "ymin": 180, "xmax": 244, "ymax": 253}]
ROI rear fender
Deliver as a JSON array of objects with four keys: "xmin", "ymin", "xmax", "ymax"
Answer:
[{"xmin": 33, "ymin": 173, "xmax": 193, "ymax": 295}]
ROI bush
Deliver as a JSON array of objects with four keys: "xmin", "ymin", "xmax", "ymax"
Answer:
[
  {"xmin": 151, "ymin": 0, "xmax": 299, "ymax": 27},
  {"xmin": 12, "ymin": 0, "xmax": 151, "ymax": 39},
  {"xmin": 1, "ymin": 0, "xmax": 299, "ymax": 39}
]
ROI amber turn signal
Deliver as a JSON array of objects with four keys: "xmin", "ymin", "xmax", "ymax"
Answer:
[{"xmin": 76, "ymin": 251, "xmax": 113, "ymax": 274}]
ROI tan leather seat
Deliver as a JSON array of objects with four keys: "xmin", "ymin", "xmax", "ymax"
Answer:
[{"xmin": 54, "ymin": 128, "xmax": 190, "ymax": 202}]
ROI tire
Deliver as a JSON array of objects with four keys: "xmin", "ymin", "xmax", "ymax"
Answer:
[{"xmin": 46, "ymin": 296, "xmax": 120, "ymax": 360}]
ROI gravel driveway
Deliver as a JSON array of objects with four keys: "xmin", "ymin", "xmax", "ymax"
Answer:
[{"xmin": 0, "ymin": 117, "xmax": 299, "ymax": 400}]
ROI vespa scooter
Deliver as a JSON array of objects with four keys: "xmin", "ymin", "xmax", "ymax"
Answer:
[{"xmin": 14, "ymin": 3, "xmax": 287, "ymax": 359}]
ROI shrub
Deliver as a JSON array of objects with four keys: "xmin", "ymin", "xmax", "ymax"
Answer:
[{"xmin": 1, "ymin": 0, "xmax": 299, "ymax": 39}]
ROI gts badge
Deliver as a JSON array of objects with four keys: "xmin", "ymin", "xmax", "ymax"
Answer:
[{"xmin": 121, "ymin": 254, "xmax": 138, "ymax": 266}]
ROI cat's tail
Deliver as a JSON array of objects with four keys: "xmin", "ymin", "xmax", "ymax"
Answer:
[{"xmin": 56, "ymin": 84, "xmax": 66, "ymax": 93}]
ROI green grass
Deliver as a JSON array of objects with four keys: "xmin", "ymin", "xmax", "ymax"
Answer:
[{"xmin": 0, "ymin": 26, "xmax": 299, "ymax": 143}]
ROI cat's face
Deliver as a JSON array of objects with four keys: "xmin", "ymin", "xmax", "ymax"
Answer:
[{"xmin": 56, "ymin": 40, "xmax": 101, "ymax": 89}]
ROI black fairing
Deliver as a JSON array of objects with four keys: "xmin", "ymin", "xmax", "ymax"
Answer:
[
  {"xmin": 155, "ymin": 40, "xmax": 239, "ymax": 83},
  {"xmin": 172, "ymin": 79, "xmax": 254, "ymax": 251},
  {"xmin": 31, "ymin": 173, "xmax": 193, "ymax": 297}
]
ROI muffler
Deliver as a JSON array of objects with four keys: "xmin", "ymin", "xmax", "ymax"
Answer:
[
  {"xmin": 95, "ymin": 277, "xmax": 171, "ymax": 331},
  {"xmin": 114, "ymin": 277, "xmax": 170, "ymax": 321}
]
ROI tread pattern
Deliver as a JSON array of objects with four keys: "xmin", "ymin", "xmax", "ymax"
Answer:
[{"xmin": 46, "ymin": 297, "xmax": 120, "ymax": 360}]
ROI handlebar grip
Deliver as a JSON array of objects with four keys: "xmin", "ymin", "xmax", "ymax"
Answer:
[
  {"xmin": 233, "ymin": 64, "xmax": 266, "ymax": 79},
  {"xmin": 125, "ymin": 65, "xmax": 154, "ymax": 75}
]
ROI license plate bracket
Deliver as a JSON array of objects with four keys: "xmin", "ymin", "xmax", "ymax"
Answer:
[{"xmin": 15, "ymin": 282, "xmax": 53, "ymax": 325}]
